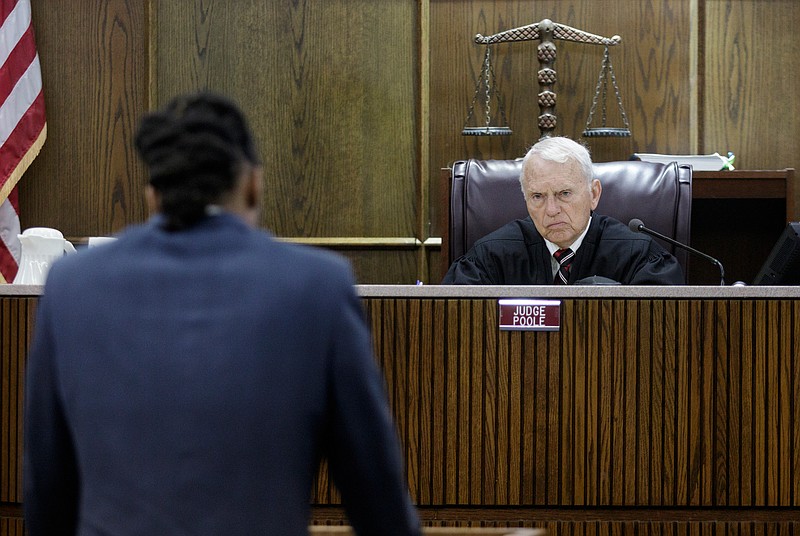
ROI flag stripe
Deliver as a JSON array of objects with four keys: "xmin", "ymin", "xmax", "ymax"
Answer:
[
  {"xmin": 0, "ymin": 0, "xmax": 19, "ymax": 30},
  {"xmin": 0, "ymin": 22, "xmax": 36, "ymax": 106},
  {"xmin": 0, "ymin": 0, "xmax": 28, "ymax": 68},
  {"xmin": 0, "ymin": 88, "xmax": 44, "ymax": 199},
  {"xmin": 0, "ymin": 0, "xmax": 44, "ymax": 283},
  {"xmin": 0, "ymin": 52, "xmax": 41, "ymax": 148},
  {"xmin": 0, "ymin": 186, "xmax": 19, "ymax": 278}
]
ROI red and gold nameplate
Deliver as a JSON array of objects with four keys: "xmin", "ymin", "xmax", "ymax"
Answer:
[{"xmin": 498, "ymin": 299, "xmax": 561, "ymax": 331}]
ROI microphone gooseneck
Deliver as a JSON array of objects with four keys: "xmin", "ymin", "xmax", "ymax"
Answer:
[{"xmin": 628, "ymin": 218, "xmax": 726, "ymax": 286}]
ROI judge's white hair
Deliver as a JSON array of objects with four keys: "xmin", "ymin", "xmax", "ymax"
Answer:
[{"xmin": 520, "ymin": 136, "xmax": 594, "ymax": 187}]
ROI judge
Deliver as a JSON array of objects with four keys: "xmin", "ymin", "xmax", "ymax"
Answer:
[{"xmin": 442, "ymin": 136, "xmax": 684, "ymax": 285}]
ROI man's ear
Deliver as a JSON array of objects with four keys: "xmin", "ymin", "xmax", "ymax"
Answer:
[
  {"xmin": 145, "ymin": 185, "xmax": 160, "ymax": 214},
  {"xmin": 239, "ymin": 166, "xmax": 264, "ymax": 228},
  {"xmin": 246, "ymin": 167, "xmax": 264, "ymax": 210},
  {"xmin": 590, "ymin": 178, "xmax": 602, "ymax": 210}
]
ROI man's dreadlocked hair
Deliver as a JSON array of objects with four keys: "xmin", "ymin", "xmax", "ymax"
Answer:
[{"xmin": 134, "ymin": 91, "xmax": 261, "ymax": 231}]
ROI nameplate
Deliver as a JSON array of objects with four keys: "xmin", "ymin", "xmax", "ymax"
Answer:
[{"xmin": 498, "ymin": 299, "xmax": 561, "ymax": 331}]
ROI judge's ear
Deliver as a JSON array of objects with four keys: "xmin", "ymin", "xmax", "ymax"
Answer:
[{"xmin": 589, "ymin": 178, "xmax": 602, "ymax": 211}]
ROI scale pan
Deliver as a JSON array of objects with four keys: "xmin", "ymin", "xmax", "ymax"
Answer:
[
  {"xmin": 582, "ymin": 127, "xmax": 631, "ymax": 138},
  {"xmin": 462, "ymin": 126, "xmax": 513, "ymax": 136}
]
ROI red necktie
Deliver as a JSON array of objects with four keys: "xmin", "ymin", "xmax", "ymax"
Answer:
[{"xmin": 553, "ymin": 248, "xmax": 574, "ymax": 285}]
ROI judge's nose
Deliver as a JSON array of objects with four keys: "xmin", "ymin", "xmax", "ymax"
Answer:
[{"xmin": 544, "ymin": 196, "xmax": 561, "ymax": 216}]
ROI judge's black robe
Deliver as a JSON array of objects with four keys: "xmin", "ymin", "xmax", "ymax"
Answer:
[{"xmin": 443, "ymin": 214, "xmax": 684, "ymax": 285}]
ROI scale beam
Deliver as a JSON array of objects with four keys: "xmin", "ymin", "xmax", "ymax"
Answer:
[
  {"xmin": 475, "ymin": 20, "xmax": 620, "ymax": 47},
  {"xmin": 472, "ymin": 19, "xmax": 622, "ymax": 139}
]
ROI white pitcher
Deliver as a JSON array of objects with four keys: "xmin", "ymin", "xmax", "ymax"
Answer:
[{"xmin": 13, "ymin": 227, "xmax": 77, "ymax": 285}]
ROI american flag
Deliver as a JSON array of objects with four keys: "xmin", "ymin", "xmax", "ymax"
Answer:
[{"xmin": 0, "ymin": 0, "xmax": 46, "ymax": 283}]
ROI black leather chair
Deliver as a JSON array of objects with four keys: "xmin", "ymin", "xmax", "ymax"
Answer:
[{"xmin": 448, "ymin": 158, "xmax": 693, "ymax": 278}]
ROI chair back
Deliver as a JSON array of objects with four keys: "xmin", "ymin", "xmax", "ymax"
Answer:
[{"xmin": 448, "ymin": 158, "xmax": 693, "ymax": 276}]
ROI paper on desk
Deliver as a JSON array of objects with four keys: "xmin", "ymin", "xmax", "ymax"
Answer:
[{"xmin": 631, "ymin": 152, "xmax": 735, "ymax": 171}]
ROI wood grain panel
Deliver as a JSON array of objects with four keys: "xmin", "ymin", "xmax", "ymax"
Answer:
[
  {"xmin": 715, "ymin": 299, "xmax": 730, "ymax": 506},
  {"xmin": 792, "ymin": 302, "xmax": 800, "ymax": 504},
  {"xmin": 19, "ymin": 0, "xmax": 149, "ymax": 236},
  {"xmin": 3, "ymin": 293, "xmax": 800, "ymax": 533},
  {"xmin": 151, "ymin": 0, "xmax": 422, "ymax": 284},
  {"xmin": 334, "ymin": 249, "xmax": 420, "ymax": 285},
  {"xmin": 0, "ymin": 298, "xmax": 36, "ymax": 505},
  {"xmin": 313, "ymin": 296, "xmax": 800, "ymax": 517},
  {"xmin": 637, "ymin": 300, "xmax": 652, "ymax": 505},
  {"xmin": 703, "ymin": 1, "xmax": 800, "ymax": 169},
  {"xmin": 703, "ymin": 0, "xmax": 800, "ymax": 225},
  {"xmin": 740, "ymin": 301, "xmax": 754, "ymax": 505},
  {"xmin": 0, "ymin": 298, "xmax": 36, "ymax": 536},
  {"xmin": 662, "ymin": 299, "xmax": 679, "ymax": 506},
  {"xmin": 154, "ymin": 0, "xmax": 418, "ymax": 241},
  {"xmin": 0, "ymin": 519, "xmax": 23, "ymax": 536},
  {"xmin": 585, "ymin": 300, "xmax": 600, "ymax": 506}
]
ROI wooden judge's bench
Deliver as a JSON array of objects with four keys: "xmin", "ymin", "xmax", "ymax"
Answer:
[{"xmin": 2, "ymin": 285, "xmax": 800, "ymax": 535}]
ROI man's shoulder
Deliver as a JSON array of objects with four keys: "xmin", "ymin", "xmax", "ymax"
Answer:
[
  {"xmin": 46, "ymin": 221, "xmax": 355, "ymax": 293},
  {"xmin": 590, "ymin": 213, "xmax": 676, "ymax": 264},
  {"xmin": 592, "ymin": 214, "xmax": 648, "ymax": 243},
  {"xmin": 473, "ymin": 217, "xmax": 541, "ymax": 249}
]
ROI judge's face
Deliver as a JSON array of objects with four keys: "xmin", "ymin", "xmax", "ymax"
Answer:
[{"xmin": 521, "ymin": 155, "xmax": 601, "ymax": 249}]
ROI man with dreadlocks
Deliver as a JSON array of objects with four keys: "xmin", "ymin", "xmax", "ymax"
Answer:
[{"xmin": 23, "ymin": 91, "xmax": 421, "ymax": 536}]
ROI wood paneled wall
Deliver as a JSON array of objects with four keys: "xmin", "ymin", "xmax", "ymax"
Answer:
[
  {"xmin": 15, "ymin": 1, "xmax": 800, "ymax": 284},
  {"xmin": 153, "ymin": 1, "xmax": 420, "ymax": 259},
  {"xmin": 20, "ymin": 0, "xmax": 150, "ymax": 236},
  {"xmin": 311, "ymin": 296, "xmax": 800, "ymax": 532}
]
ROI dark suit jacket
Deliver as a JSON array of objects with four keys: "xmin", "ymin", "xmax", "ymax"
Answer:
[
  {"xmin": 442, "ymin": 214, "xmax": 684, "ymax": 285},
  {"xmin": 24, "ymin": 213, "xmax": 421, "ymax": 536}
]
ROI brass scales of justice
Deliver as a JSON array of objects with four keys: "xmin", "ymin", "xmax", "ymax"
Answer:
[{"xmin": 461, "ymin": 18, "xmax": 631, "ymax": 140}]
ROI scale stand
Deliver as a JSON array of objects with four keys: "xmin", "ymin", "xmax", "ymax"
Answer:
[{"xmin": 465, "ymin": 18, "xmax": 628, "ymax": 140}]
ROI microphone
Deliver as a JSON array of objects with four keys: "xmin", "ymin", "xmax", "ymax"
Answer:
[{"xmin": 628, "ymin": 218, "xmax": 725, "ymax": 285}]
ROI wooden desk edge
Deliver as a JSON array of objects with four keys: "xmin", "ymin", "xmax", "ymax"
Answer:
[
  {"xmin": 693, "ymin": 168, "xmax": 794, "ymax": 179},
  {"xmin": 354, "ymin": 284, "xmax": 800, "ymax": 299}
]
